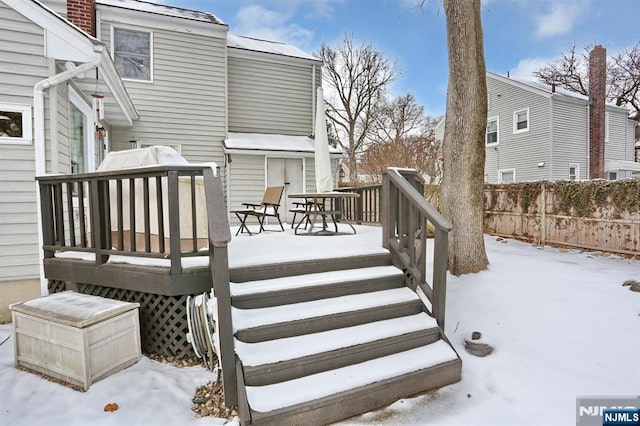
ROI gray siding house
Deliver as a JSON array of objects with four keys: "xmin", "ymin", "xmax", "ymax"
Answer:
[
  {"xmin": 435, "ymin": 71, "xmax": 638, "ymax": 183},
  {"xmin": 0, "ymin": 0, "xmax": 334, "ymax": 319}
]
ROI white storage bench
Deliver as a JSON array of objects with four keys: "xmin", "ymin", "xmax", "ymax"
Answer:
[{"xmin": 10, "ymin": 291, "xmax": 141, "ymax": 391}]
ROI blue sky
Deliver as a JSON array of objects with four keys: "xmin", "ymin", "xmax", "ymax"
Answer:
[{"xmin": 156, "ymin": 0, "xmax": 639, "ymax": 116}]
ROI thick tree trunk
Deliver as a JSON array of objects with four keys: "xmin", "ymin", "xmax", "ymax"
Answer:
[{"xmin": 442, "ymin": 0, "xmax": 489, "ymax": 275}]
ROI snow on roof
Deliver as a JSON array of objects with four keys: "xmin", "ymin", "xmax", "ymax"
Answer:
[
  {"xmin": 225, "ymin": 132, "xmax": 342, "ymax": 154},
  {"xmin": 513, "ymin": 78, "xmax": 590, "ymax": 101},
  {"xmin": 97, "ymin": 0, "xmax": 223, "ymax": 24},
  {"xmin": 227, "ymin": 34, "xmax": 320, "ymax": 62}
]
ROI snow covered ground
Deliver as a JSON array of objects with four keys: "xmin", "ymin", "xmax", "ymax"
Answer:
[{"xmin": 1, "ymin": 228, "xmax": 638, "ymax": 425}]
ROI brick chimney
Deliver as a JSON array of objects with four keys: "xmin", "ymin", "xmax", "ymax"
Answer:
[
  {"xmin": 67, "ymin": 0, "xmax": 95, "ymax": 36},
  {"xmin": 588, "ymin": 45, "xmax": 606, "ymax": 179}
]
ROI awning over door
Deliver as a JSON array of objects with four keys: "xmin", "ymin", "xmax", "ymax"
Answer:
[{"xmin": 224, "ymin": 132, "xmax": 342, "ymax": 157}]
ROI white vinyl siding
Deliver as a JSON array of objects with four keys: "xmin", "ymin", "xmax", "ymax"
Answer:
[
  {"xmin": 100, "ymin": 19, "xmax": 227, "ymax": 166},
  {"xmin": 227, "ymin": 154, "xmax": 266, "ymax": 225},
  {"xmin": 605, "ymin": 108, "xmax": 630, "ymax": 161},
  {"xmin": 551, "ymin": 98, "xmax": 588, "ymax": 181},
  {"xmin": 0, "ymin": 0, "xmax": 50, "ymax": 280},
  {"xmin": 228, "ymin": 54, "xmax": 315, "ymax": 135},
  {"xmin": 485, "ymin": 75, "xmax": 551, "ymax": 183},
  {"xmin": 138, "ymin": 141, "xmax": 181, "ymax": 153},
  {"xmin": 605, "ymin": 108, "xmax": 634, "ymax": 179}
]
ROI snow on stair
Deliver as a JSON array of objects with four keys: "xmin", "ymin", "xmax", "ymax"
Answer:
[
  {"xmin": 235, "ymin": 312, "xmax": 437, "ymax": 366},
  {"xmin": 245, "ymin": 340, "xmax": 458, "ymax": 413},
  {"xmin": 231, "ymin": 287, "xmax": 419, "ymax": 332},
  {"xmin": 230, "ymin": 266, "xmax": 402, "ymax": 296}
]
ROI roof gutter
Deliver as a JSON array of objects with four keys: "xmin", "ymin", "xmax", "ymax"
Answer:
[
  {"xmin": 96, "ymin": 48, "xmax": 139, "ymax": 125},
  {"xmin": 33, "ymin": 51, "xmax": 102, "ymax": 296}
]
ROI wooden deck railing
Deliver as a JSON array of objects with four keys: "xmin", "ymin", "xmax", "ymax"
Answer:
[
  {"xmin": 336, "ymin": 184, "xmax": 382, "ymax": 224},
  {"xmin": 37, "ymin": 165, "xmax": 216, "ymax": 267},
  {"xmin": 37, "ymin": 165, "xmax": 237, "ymax": 405},
  {"xmin": 381, "ymin": 169, "xmax": 451, "ymax": 329}
]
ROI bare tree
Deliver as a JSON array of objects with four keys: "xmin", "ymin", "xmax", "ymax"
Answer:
[
  {"xmin": 360, "ymin": 93, "xmax": 442, "ymax": 183},
  {"xmin": 360, "ymin": 135, "xmax": 441, "ymax": 184},
  {"xmin": 316, "ymin": 35, "xmax": 397, "ymax": 178},
  {"xmin": 371, "ymin": 94, "xmax": 429, "ymax": 141},
  {"xmin": 534, "ymin": 42, "xmax": 640, "ymax": 119},
  {"xmin": 442, "ymin": 0, "xmax": 489, "ymax": 275}
]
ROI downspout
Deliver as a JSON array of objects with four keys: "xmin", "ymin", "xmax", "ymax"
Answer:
[{"xmin": 34, "ymin": 55, "xmax": 102, "ymax": 296}]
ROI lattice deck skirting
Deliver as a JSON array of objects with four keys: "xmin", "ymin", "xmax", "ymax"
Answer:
[{"xmin": 48, "ymin": 280, "xmax": 195, "ymax": 358}]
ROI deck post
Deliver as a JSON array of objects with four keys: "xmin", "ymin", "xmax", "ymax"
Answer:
[
  {"xmin": 202, "ymin": 167, "xmax": 236, "ymax": 406},
  {"xmin": 167, "ymin": 171, "xmax": 182, "ymax": 275},
  {"xmin": 432, "ymin": 227, "xmax": 448, "ymax": 329},
  {"xmin": 39, "ymin": 183, "xmax": 55, "ymax": 259},
  {"xmin": 89, "ymin": 179, "xmax": 109, "ymax": 265},
  {"xmin": 381, "ymin": 172, "xmax": 391, "ymax": 249}
]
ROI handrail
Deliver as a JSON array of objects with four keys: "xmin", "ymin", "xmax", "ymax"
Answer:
[
  {"xmin": 385, "ymin": 171, "xmax": 451, "ymax": 232},
  {"xmin": 381, "ymin": 168, "xmax": 451, "ymax": 329}
]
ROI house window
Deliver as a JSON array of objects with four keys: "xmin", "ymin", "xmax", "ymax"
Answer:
[
  {"xmin": 0, "ymin": 103, "xmax": 32, "ymax": 145},
  {"xmin": 113, "ymin": 27, "xmax": 152, "ymax": 81},
  {"xmin": 606, "ymin": 171, "xmax": 617, "ymax": 180},
  {"xmin": 568, "ymin": 163, "xmax": 579, "ymax": 181},
  {"xmin": 486, "ymin": 117, "xmax": 499, "ymax": 146},
  {"xmin": 69, "ymin": 103, "xmax": 86, "ymax": 174},
  {"xmin": 498, "ymin": 168, "xmax": 516, "ymax": 183},
  {"xmin": 513, "ymin": 108, "xmax": 529, "ymax": 133}
]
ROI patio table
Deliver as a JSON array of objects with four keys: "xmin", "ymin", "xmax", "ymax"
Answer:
[{"xmin": 288, "ymin": 192, "xmax": 359, "ymax": 235}]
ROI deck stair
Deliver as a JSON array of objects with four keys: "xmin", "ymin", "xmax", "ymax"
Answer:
[{"xmin": 229, "ymin": 253, "xmax": 462, "ymax": 425}]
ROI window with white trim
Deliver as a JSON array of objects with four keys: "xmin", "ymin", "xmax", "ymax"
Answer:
[
  {"xmin": 0, "ymin": 103, "xmax": 32, "ymax": 144},
  {"xmin": 513, "ymin": 108, "xmax": 529, "ymax": 133},
  {"xmin": 568, "ymin": 163, "xmax": 579, "ymax": 181},
  {"xmin": 606, "ymin": 171, "xmax": 617, "ymax": 180},
  {"xmin": 486, "ymin": 117, "xmax": 499, "ymax": 146},
  {"xmin": 498, "ymin": 168, "xmax": 516, "ymax": 183},
  {"xmin": 113, "ymin": 27, "xmax": 152, "ymax": 81}
]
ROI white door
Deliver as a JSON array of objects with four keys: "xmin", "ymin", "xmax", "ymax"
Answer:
[{"xmin": 267, "ymin": 158, "xmax": 304, "ymax": 223}]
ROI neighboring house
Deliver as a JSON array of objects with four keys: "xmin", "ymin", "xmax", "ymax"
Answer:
[
  {"xmin": 0, "ymin": 0, "xmax": 336, "ymax": 318},
  {"xmin": 436, "ymin": 69, "xmax": 638, "ymax": 184}
]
